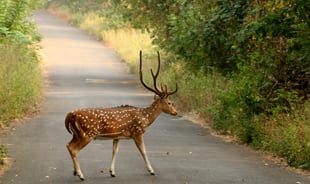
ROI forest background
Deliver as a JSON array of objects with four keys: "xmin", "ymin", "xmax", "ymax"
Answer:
[{"xmin": 0, "ymin": 0, "xmax": 309, "ymax": 171}]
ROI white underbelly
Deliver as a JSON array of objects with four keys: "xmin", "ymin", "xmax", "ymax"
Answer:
[{"xmin": 94, "ymin": 135, "xmax": 131, "ymax": 140}]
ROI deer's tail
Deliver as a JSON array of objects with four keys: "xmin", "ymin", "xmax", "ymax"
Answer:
[{"xmin": 65, "ymin": 112, "xmax": 75, "ymax": 134}]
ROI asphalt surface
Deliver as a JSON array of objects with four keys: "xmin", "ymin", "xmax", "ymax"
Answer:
[{"xmin": 0, "ymin": 10, "xmax": 309, "ymax": 184}]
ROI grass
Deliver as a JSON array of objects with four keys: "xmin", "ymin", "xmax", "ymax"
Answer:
[
  {"xmin": 262, "ymin": 101, "xmax": 310, "ymax": 168},
  {"xmin": 0, "ymin": 44, "xmax": 42, "ymax": 128},
  {"xmin": 102, "ymin": 28, "xmax": 156, "ymax": 73},
  {"xmin": 0, "ymin": 145, "xmax": 7, "ymax": 165}
]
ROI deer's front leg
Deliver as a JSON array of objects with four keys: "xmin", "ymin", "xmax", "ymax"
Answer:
[
  {"xmin": 110, "ymin": 139, "xmax": 119, "ymax": 177},
  {"xmin": 134, "ymin": 135, "xmax": 155, "ymax": 175}
]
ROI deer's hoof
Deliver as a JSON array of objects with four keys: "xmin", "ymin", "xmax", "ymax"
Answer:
[
  {"xmin": 148, "ymin": 168, "xmax": 155, "ymax": 175},
  {"xmin": 73, "ymin": 171, "xmax": 85, "ymax": 181},
  {"xmin": 77, "ymin": 174, "xmax": 85, "ymax": 181},
  {"xmin": 109, "ymin": 170, "xmax": 116, "ymax": 177}
]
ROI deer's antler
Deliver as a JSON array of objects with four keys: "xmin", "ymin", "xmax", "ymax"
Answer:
[{"xmin": 139, "ymin": 50, "xmax": 178, "ymax": 97}]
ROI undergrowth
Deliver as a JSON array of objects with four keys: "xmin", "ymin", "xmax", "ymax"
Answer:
[
  {"xmin": 262, "ymin": 101, "xmax": 310, "ymax": 168},
  {"xmin": 0, "ymin": 145, "xmax": 7, "ymax": 165},
  {"xmin": 0, "ymin": 44, "xmax": 42, "ymax": 127}
]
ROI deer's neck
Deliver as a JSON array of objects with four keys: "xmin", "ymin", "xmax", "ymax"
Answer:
[{"xmin": 142, "ymin": 100, "xmax": 162, "ymax": 127}]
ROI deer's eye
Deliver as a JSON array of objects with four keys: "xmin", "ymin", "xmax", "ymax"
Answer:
[{"xmin": 168, "ymin": 102, "xmax": 172, "ymax": 105}]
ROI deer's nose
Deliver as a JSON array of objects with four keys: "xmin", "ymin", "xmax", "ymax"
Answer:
[{"xmin": 171, "ymin": 111, "xmax": 177, "ymax": 116}]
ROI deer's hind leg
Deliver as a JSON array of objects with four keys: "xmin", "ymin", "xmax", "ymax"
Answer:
[{"xmin": 67, "ymin": 134, "xmax": 92, "ymax": 181}]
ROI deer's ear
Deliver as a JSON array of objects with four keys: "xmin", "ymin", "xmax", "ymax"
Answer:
[{"xmin": 154, "ymin": 95, "xmax": 161, "ymax": 100}]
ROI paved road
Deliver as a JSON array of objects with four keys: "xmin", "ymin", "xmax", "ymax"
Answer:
[{"xmin": 0, "ymin": 10, "xmax": 309, "ymax": 184}]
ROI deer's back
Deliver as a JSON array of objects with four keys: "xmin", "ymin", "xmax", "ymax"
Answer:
[{"xmin": 68, "ymin": 106, "xmax": 148, "ymax": 139}]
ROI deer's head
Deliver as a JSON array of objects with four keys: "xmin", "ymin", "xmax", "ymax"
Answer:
[{"xmin": 139, "ymin": 51, "xmax": 178, "ymax": 116}]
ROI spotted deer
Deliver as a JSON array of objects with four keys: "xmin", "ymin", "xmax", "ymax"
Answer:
[{"xmin": 65, "ymin": 51, "xmax": 178, "ymax": 180}]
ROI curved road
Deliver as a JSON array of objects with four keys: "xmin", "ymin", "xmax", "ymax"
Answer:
[{"xmin": 0, "ymin": 10, "xmax": 309, "ymax": 184}]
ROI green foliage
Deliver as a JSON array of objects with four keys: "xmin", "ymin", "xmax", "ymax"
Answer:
[
  {"xmin": 219, "ymin": 10, "xmax": 310, "ymax": 157},
  {"xmin": 211, "ymin": 69, "xmax": 263, "ymax": 142},
  {"xmin": 0, "ymin": 44, "xmax": 42, "ymax": 127},
  {"xmin": 48, "ymin": 0, "xmax": 127, "ymax": 36},
  {"xmin": 262, "ymin": 101, "xmax": 310, "ymax": 169},
  {"xmin": 0, "ymin": 0, "xmax": 42, "ymax": 127},
  {"xmin": 107, "ymin": 0, "xmax": 250, "ymax": 73},
  {"xmin": 0, "ymin": 144, "xmax": 7, "ymax": 165},
  {"xmin": 166, "ymin": 0, "xmax": 250, "ymax": 73},
  {"xmin": 45, "ymin": 0, "xmax": 106, "ymax": 13},
  {"xmin": 165, "ymin": 64, "xmax": 227, "ymax": 117},
  {"xmin": 0, "ymin": 0, "xmax": 41, "ymax": 44},
  {"xmin": 111, "ymin": 0, "xmax": 310, "ymax": 109},
  {"xmin": 232, "ymin": 0, "xmax": 310, "ymax": 112}
]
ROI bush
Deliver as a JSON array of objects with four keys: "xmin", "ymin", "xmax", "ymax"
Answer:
[
  {"xmin": 0, "ymin": 144, "xmax": 7, "ymax": 165},
  {"xmin": 0, "ymin": 44, "xmax": 42, "ymax": 127},
  {"xmin": 0, "ymin": 0, "xmax": 42, "ymax": 128},
  {"xmin": 211, "ymin": 70, "xmax": 264, "ymax": 143},
  {"xmin": 162, "ymin": 64, "xmax": 227, "ymax": 119},
  {"xmin": 262, "ymin": 101, "xmax": 310, "ymax": 169},
  {"xmin": 212, "ymin": 68, "xmax": 310, "ymax": 168},
  {"xmin": 0, "ymin": 0, "xmax": 40, "ymax": 44}
]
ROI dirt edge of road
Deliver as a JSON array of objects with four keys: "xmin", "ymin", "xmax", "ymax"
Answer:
[
  {"xmin": 182, "ymin": 111, "xmax": 310, "ymax": 178},
  {"xmin": 0, "ymin": 158, "xmax": 13, "ymax": 176}
]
